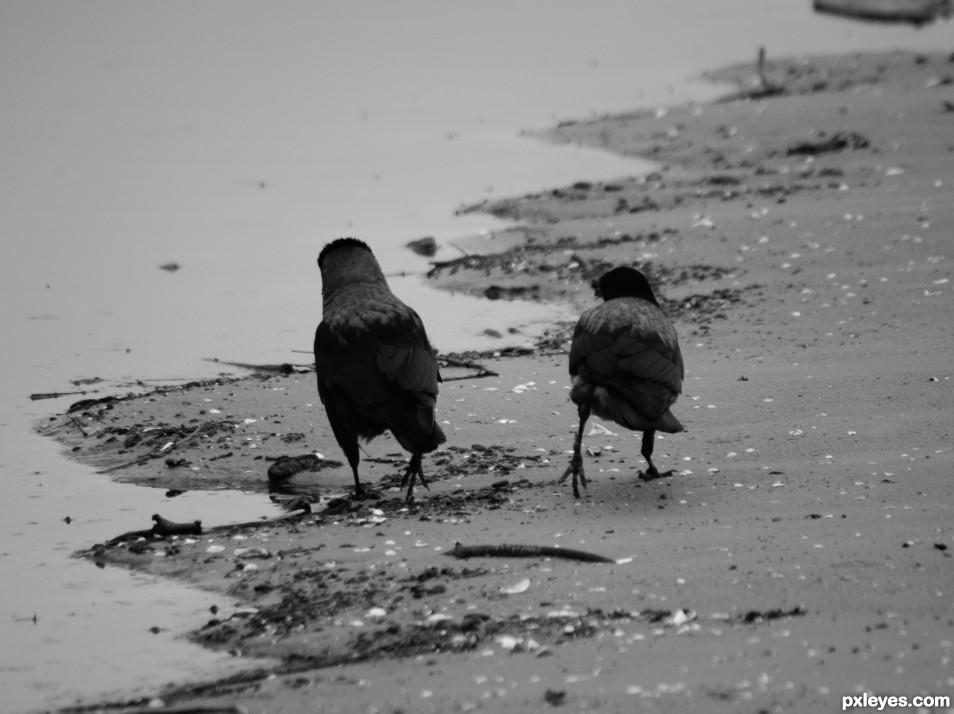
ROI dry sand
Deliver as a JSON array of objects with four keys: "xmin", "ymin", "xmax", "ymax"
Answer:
[{"xmin": 45, "ymin": 50, "xmax": 954, "ymax": 713}]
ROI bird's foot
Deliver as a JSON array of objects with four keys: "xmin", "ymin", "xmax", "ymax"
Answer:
[
  {"xmin": 400, "ymin": 456, "xmax": 430, "ymax": 503},
  {"xmin": 351, "ymin": 484, "xmax": 381, "ymax": 500},
  {"xmin": 558, "ymin": 455, "xmax": 588, "ymax": 498},
  {"xmin": 637, "ymin": 466, "xmax": 675, "ymax": 482}
]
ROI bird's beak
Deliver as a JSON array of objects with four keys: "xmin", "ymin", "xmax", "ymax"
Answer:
[{"xmin": 590, "ymin": 278, "xmax": 602, "ymax": 299}]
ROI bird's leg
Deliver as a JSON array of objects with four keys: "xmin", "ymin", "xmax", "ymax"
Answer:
[
  {"xmin": 339, "ymin": 439, "xmax": 371, "ymax": 499},
  {"xmin": 328, "ymin": 414, "xmax": 373, "ymax": 499},
  {"xmin": 558, "ymin": 402, "xmax": 591, "ymax": 498},
  {"xmin": 637, "ymin": 429, "xmax": 668, "ymax": 482},
  {"xmin": 400, "ymin": 452, "xmax": 429, "ymax": 503},
  {"xmin": 347, "ymin": 456, "xmax": 370, "ymax": 500}
]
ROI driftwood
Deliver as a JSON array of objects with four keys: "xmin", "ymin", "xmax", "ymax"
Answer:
[
  {"xmin": 106, "ymin": 514, "xmax": 202, "ymax": 544},
  {"xmin": 110, "ymin": 706, "xmax": 247, "ymax": 714},
  {"xmin": 754, "ymin": 46, "xmax": 785, "ymax": 98},
  {"xmin": 438, "ymin": 355, "xmax": 499, "ymax": 378},
  {"xmin": 717, "ymin": 46, "xmax": 786, "ymax": 102},
  {"xmin": 787, "ymin": 131, "xmax": 871, "ymax": 156},
  {"xmin": 447, "ymin": 542, "xmax": 615, "ymax": 564},
  {"xmin": 203, "ymin": 358, "xmax": 311, "ymax": 374},
  {"xmin": 103, "ymin": 506, "xmax": 320, "ymax": 546},
  {"xmin": 287, "ymin": 350, "xmax": 498, "ymax": 380},
  {"xmin": 152, "ymin": 514, "xmax": 202, "ymax": 536}
]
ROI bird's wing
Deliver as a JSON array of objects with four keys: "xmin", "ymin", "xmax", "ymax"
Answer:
[
  {"xmin": 315, "ymin": 301, "xmax": 445, "ymax": 450},
  {"xmin": 374, "ymin": 308, "xmax": 442, "ymax": 396},
  {"xmin": 317, "ymin": 304, "xmax": 439, "ymax": 396},
  {"xmin": 570, "ymin": 298, "xmax": 683, "ymax": 420}
]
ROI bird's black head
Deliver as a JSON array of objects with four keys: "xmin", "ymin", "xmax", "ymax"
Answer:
[
  {"xmin": 318, "ymin": 237, "xmax": 373, "ymax": 269},
  {"xmin": 593, "ymin": 266, "xmax": 659, "ymax": 306}
]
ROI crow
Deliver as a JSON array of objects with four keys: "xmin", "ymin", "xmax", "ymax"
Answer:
[
  {"xmin": 314, "ymin": 237, "xmax": 446, "ymax": 502},
  {"xmin": 559, "ymin": 266, "xmax": 684, "ymax": 497}
]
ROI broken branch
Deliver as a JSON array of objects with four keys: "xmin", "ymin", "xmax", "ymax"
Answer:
[
  {"xmin": 447, "ymin": 542, "xmax": 615, "ymax": 564},
  {"xmin": 438, "ymin": 355, "xmax": 499, "ymax": 378},
  {"xmin": 152, "ymin": 513, "xmax": 202, "ymax": 537}
]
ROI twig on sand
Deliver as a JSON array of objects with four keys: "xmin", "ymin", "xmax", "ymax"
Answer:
[
  {"xmin": 447, "ymin": 241, "xmax": 471, "ymax": 256},
  {"xmin": 722, "ymin": 46, "xmax": 786, "ymax": 101},
  {"xmin": 754, "ymin": 46, "xmax": 785, "ymax": 97},
  {"xmin": 68, "ymin": 415, "xmax": 89, "ymax": 437},
  {"xmin": 110, "ymin": 706, "xmax": 248, "ymax": 714},
  {"xmin": 204, "ymin": 358, "xmax": 311, "ymax": 374},
  {"xmin": 438, "ymin": 355, "xmax": 499, "ymax": 378},
  {"xmin": 447, "ymin": 542, "xmax": 615, "ymax": 564}
]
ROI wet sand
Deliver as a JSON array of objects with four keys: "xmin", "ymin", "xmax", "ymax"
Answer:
[{"xmin": 48, "ymin": 50, "xmax": 954, "ymax": 713}]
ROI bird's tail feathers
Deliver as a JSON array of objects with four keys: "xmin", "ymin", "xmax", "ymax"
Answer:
[
  {"xmin": 380, "ymin": 398, "xmax": 446, "ymax": 454},
  {"xmin": 653, "ymin": 409, "xmax": 684, "ymax": 433},
  {"xmin": 587, "ymin": 385, "xmax": 684, "ymax": 433},
  {"xmin": 392, "ymin": 420, "xmax": 446, "ymax": 454}
]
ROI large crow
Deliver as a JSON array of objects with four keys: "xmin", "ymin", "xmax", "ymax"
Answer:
[
  {"xmin": 559, "ymin": 266, "xmax": 684, "ymax": 497},
  {"xmin": 314, "ymin": 237, "xmax": 446, "ymax": 501}
]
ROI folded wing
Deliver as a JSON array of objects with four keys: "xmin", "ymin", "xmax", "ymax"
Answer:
[
  {"xmin": 570, "ymin": 298, "xmax": 683, "ymax": 430},
  {"xmin": 315, "ymin": 302, "xmax": 445, "ymax": 452}
]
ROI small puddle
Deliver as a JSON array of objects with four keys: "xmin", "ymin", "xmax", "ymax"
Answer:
[{"xmin": 0, "ymin": 426, "xmax": 279, "ymax": 713}]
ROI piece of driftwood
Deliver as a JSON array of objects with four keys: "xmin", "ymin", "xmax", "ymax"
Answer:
[
  {"xmin": 755, "ymin": 46, "xmax": 785, "ymax": 97},
  {"xmin": 786, "ymin": 131, "xmax": 871, "ymax": 156},
  {"xmin": 438, "ymin": 355, "xmax": 499, "ymax": 378},
  {"xmin": 106, "ymin": 514, "xmax": 202, "ymax": 544},
  {"xmin": 111, "ymin": 705, "xmax": 248, "ymax": 714},
  {"xmin": 447, "ymin": 542, "xmax": 615, "ymax": 564},
  {"xmin": 152, "ymin": 514, "xmax": 202, "ymax": 536},
  {"xmin": 203, "ymin": 358, "xmax": 311, "ymax": 374},
  {"xmin": 103, "ymin": 506, "xmax": 320, "ymax": 546}
]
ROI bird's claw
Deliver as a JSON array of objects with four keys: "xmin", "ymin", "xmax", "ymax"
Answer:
[
  {"xmin": 637, "ymin": 466, "xmax": 674, "ymax": 482},
  {"xmin": 400, "ymin": 461, "xmax": 430, "ymax": 503},
  {"xmin": 559, "ymin": 456, "xmax": 588, "ymax": 498},
  {"xmin": 351, "ymin": 486, "xmax": 380, "ymax": 501}
]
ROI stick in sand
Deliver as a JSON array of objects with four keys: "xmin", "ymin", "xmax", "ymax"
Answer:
[{"xmin": 447, "ymin": 542, "xmax": 615, "ymax": 564}]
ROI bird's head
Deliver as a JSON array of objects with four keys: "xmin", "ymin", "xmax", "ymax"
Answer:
[
  {"xmin": 593, "ymin": 266, "xmax": 660, "ymax": 306},
  {"xmin": 317, "ymin": 237, "xmax": 387, "ymax": 295},
  {"xmin": 318, "ymin": 237, "xmax": 373, "ymax": 269}
]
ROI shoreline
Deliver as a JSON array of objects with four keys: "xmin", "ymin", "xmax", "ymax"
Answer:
[{"xmin": 50, "ymin": 49, "xmax": 954, "ymax": 713}]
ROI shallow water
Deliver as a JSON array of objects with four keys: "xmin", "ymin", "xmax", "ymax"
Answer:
[{"xmin": 0, "ymin": 1, "xmax": 950, "ymax": 711}]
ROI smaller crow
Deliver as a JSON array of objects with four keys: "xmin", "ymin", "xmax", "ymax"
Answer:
[
  {"xmin": 560, "ymin": 266, "xmax": 684, "ymax": 497},
  {"xmin": 315, "ymin": 238, "xmax": 446, "ymax": 501}
]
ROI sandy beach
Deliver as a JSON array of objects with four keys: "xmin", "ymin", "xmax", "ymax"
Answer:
[{"xmin": 46, "ymin": 50, "xmax": 954, "ymax": 713}]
